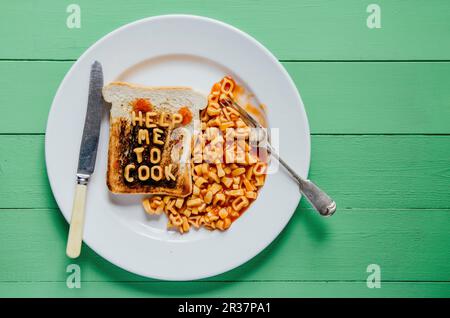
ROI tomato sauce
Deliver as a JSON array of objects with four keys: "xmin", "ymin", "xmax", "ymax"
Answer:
[
  {"xmin": 132, "ymin": 98, "xmax": 153, "ymax": 113},
  {"xmin": 178, "ymin": 107, "xmax": 193, "ymax": 125}
]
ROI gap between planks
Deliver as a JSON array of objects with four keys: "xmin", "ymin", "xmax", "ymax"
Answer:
[
  {"xmin": 1, "ymin": 208, "xmax": 449, "ymax": 212},
  {"xmin": 1, "ymin": 59, "xmax": 450, "ymax": 63},
  {"xmin": 1, "ymin": 133, "xmax": 450, "ymax": 136},
  {"xmin": 0, "ymin": 278, "xmax": 450, "ymax": 285},
  {"xmin": 1, "ymin": 280, "xmax": 450, "ymax": 284}
]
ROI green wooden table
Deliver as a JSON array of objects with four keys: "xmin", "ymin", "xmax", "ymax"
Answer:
[{"xmin": 1, "ymin": 0, "xmax": 449, "ymax": 297}]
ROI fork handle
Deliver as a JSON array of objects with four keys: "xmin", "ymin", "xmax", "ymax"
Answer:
[
  {"xmin": 268, "ymin": 145, "xmax": 336, "ymax": 216},
  {"xmin": 297, "ymin": 179, "xmax": 336, "ymax": 216}
]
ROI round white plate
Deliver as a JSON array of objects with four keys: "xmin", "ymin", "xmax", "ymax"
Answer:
[{"xmin": 46, "ymin": 15, "xmax": 310, "ymax": 281}]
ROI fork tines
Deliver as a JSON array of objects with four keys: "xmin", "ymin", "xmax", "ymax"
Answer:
[{"xmin": 219, "ymin": 98, "xmax": 261, "ymax": 129}]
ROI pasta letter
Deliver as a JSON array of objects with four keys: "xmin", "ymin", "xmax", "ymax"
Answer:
[
  {"xmin": 151, "ymin": 165, "xmax": 163, "ymax": 181},
  {"xmin": 165, "ymin": 164, "xmax": 176, "ymax": 181},
  {"xmin": 133, "ymin": 147, "xmax": 145, "ymax": 163},
  {"xmin": 138, "ymin": 165, "xmax": 150, "ymax": 181},
  {"xmin": 153, "ymin": 128, "xmax": 164, "ymax": 145},
  {"xmin": 145, "ymin": 112, "xmax": 157, "ymax": 128},
  {"xmin": 159, "ymin": 112, "xmax": 170, "ymax": 127},
  {"xmin": 149, "ymin": 147, "xmax": 161, "ymax": 164},
  {"xmin": 132, "ymin": 111, "xmax": 144, "ymax": 126},
  {"xmin": 124, "ymin": 164, "xmax": 135, "ymax": 182},
  {"xmin": 138, "ymin": 129, "xmax": 150, "ymax": 145},
  {"xmin": 172, "ymin": 113, "xmax": 183, "ymax": 125}
]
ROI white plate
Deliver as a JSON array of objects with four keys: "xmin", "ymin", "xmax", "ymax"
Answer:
[{"xmin": 45, "ymin": 15, "xmax": 310, "ymax": 281}]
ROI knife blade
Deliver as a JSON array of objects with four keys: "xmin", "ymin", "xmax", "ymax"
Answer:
[
  {"xmin": 77, "ymin": 60, "xmax": 104, "ymax": 179},
  {"xmin": 66, "ymin": 61, "xmax": 104, "ymax": 259}
]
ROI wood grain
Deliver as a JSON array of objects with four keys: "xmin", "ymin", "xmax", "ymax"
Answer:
[
  {"xmin": 0, "ymin": 208, "xmax": 449, "ymax": 284},
  {"xmin": 1, "ymin": 135, "xmax": 449, "ymax": 209},
  {"xmin": 1, "ymin": 0, "xmax": 449, "ymax": 298},
  {"xmin": 0, "ymin": 1, "xmax": 449, "ymax": 60},
  {"xmin": 0, "ymin": 281, "xmax": 449, "ymax": 298},
  {"xmin": 2, "ymin": 61, "xmax": 450, "ymax": 134}
]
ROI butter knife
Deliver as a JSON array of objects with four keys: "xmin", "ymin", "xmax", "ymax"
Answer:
[{"xmin": 66, "ymin": 61, "xmax": 104, "ymax": 258}]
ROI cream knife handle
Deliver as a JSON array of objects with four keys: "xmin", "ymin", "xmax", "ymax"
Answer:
[{"xmin": 66, "ymin": 183, "xmax": 88, "ymax": 258}]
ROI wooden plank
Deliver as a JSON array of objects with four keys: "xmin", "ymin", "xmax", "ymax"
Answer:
[
  {"xmin": 1, "ymin": 135, "xmax": 449, "ymax": 209},
  {"xmin": 289, "ymin": 62, "xmax": 450, "ymax": 134},
  {"xmin": 0, "ymin": 281, "xmax": 449, "ymax": 298},
  {"xmin": 2, "ymin": 61, "xmax": 450, "ymax": 134},
  {"xmin": 0, "ymin": 208, "xmax": 449, "ymax": 284},
  {"xmin": 0, "ymin": 136, "xmax": 57, "ymax": 208},
  {"xmin": 0, "ymin": 62, "xmax": 71, "ymax": 135},
  {"xmin": 0, "ymin": 1, "xmax": 449, "ymax": 60}
]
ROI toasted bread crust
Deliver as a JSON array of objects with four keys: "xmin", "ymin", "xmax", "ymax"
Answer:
[
  {"xmin": 105, "ymin": 81, "xmax": 194, "ymax": 91},
  {"xmin": 103, "ymin": 82, "xmax": 207, "ymax": 197}
]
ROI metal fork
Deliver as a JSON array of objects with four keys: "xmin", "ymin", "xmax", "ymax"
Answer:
[{"xmin": 221, "ymin": 98, "xmax": 336, "ymax": 216}]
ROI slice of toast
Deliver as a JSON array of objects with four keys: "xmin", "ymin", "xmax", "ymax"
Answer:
[{"xmin": 103, "ymin": 82, "xmax": 207, "ymax": 196}]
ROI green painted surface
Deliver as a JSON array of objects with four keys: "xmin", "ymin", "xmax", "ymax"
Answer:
[
  {"xmin": 2, "ymin": 135, "xmax": 449, "ymax": 209},
  {"xmin": 1, "ymin": 208, "xmax": 449, "ymax": 283},
  {"xmin": 1, "ymin": 282, "xmax": 450, "ymax": 298},
  {"xmin": 0, "ymin": 0, "xmax": 449, "ymax": 297},
  {"xmin": 1, "ymin": 1, "xmax": 450, "ymax": 60},
  {"xmin": 2, "ymin": 61, "xmax": 450, "ymax": 134}
]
